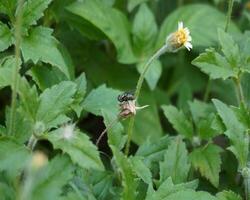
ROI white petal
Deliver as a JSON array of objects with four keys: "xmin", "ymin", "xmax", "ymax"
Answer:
[
  {"xmin": 178, "ymin": 21, "xmax": 183, "ymax": 30},
  {"xmin": 184, "ymin": 42, "xmax": 192, "ymax": 51},
  {"xmin": 187, "ymin": 35, "xmax": 192, "ymax": 41},
  {"xmin": 184, "ymin": 27, "xmax": 190, "ymax": 34}
]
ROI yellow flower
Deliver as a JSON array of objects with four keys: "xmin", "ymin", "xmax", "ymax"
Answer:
[{"xmin": 166, "ymin": 21, "xmax": 192, "ymax": 52}]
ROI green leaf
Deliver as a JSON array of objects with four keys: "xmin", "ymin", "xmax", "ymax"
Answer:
[
  {"xmin": 21, "ymin": 0, "xmax": 52, "ymax": 30},
  {"xmin": 160, "ymin": 137, "xmax": 190, "ymax": 184},
  {"xmin": 0, "ymin": 0, "xmax": 17, "ymax": 16},
  {"xmin": 0, "ymin": 137, "xmax": 30, "ymax": 176},
  {"xmin": 157, "ymin": 4, "xmax": 240, "ymax": 48},
  {"xmin": 213, "ymin": 99, "xmax": 249, "ymax": 169},
  {"xmin": 29, "ymin": 65, "xmax": 68, "ymax": 91},
  {"xmin": 102, "ymin": 110, "xmax": 126, "ymax": 150},
  {"xmin": 127, "ymin": 0, "xmax": 149, "ymax": 12},
  {"xmin": 21, "ymin": 26, "xmax": 72, "ymax": 78},
  {"xmin": 0, "ymin": 56, "xmax": 16, "ymax": 89},
  {"xmin": 71, "ymin": 73, "xmax": 87, "ymax": 117},
  {"xmin": 88, "ymin": 170, "xmax": 114, "ymax": 200},
  {"xmin": 27, "ymin": 155, "xmax": 74, "ymax": 200},
  {"xmin": 111, "ymin": 146, "xmax": 138, "ymax": 200},
  {"xmin": 130, "ymin": 156, "xmax": 152, "ymax": 185},
  {"xmin": 137, "ymin": 59, "xmax": 162, "ymax": 90},
  {"xmin": 192, "ymin": 48, "xmax": 236, "ymax": 80},
  {"xmin": 162, "ymin": 105, "xmax": 193, "ymax": 139},
  {"xmin": 82, "ymin": 84, "xmax": 120, "ymax": 116},
  {"xmin": 158, "ymin": 189, "xmax": 217, "ymax": 200},
  {"xmin": 136, "ymin": 135, "xmax": 172, "ymax": 168},
  {"xmin": 18, "ymin": 77, "xmax": 39, "ymax": 121},
  {"xmin": 189, "ymin": 144, "xmax": 222, "ymax": 187},
  {"xmin": 0, "ymin": 22, "xmax": 12, "ymax": 52},
  {"xmin": 218, "ymin": 29, "xmax": 240, "ymax": 68},
  {"xmin": 5, "ymin": 106, "xmax": 33, "ymax": 143},
  {"xmin": 132, "ymin": 3, "xmax": 158, "ymax": 56},
  {"xmin": 36, "ymin": 81, "xmax": 76, "ymax": 127},
  {"xmin": 149, "ymin": 178, "xmax": 200, "ymax": 200},
  {"xmin": 217, "ymin": 190, "xmax": 242, "ymax": 200},
  {"xmin": 189, "ymin": 99, "xmax": 214, "ymax": 124},
  {"xmin": 46, "ymin": 128, "xmax": 104, "ymax": 171},
  {"xmin": 66, "ymin": 0, "xmax": 136, "ymax": 64}
]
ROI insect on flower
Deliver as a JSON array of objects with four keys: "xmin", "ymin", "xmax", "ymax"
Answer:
[
  {"xmin": 96, "ymin": 91, "xmax": 148, "ymax": 146},
  {"xmin": 165, "ymin": 21, "xmax": 192, "ymax": 52}
]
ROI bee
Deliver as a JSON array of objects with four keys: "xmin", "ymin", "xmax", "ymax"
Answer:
[{"xmin": 117, "ymin": 91, "xmax": 135, "ymax": 102}]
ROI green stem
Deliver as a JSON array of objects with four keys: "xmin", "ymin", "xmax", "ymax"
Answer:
[
  {"xmin": 234, "ymin": 77, "xmax": 245, "ymax": 106},
  {"xmin": 225, "ymin": 0, "xmax": 234, "ymax": 32},
  {"xmin": 8, "ymin": 0, "xmax": 24, "ymax": 136},
  {"xmin": 203, "ymin": 78, "xmax": 211, "ymax": 102},
  {"xmin": 125, "ymin": 45, "xmax": 168, "ymax": 155}
]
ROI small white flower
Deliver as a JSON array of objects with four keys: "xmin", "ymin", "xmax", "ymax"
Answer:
[{"xmin": 165, "ymin": 21, "xmax": 192, "ymax": 52}]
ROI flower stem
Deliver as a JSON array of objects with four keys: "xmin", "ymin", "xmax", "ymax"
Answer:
[
  {"xmin": 8, "ymin": 0, "xmax": 24, "ymax": 136},
  {"xmin": 233, "ymin": 76, "xmax": 245, "ymax": 106},
  {"xmin": 27, "ymin": 135, "xmax": 38, "ymax": 151},
  {"xmin": 203, "ymin": 78, "xmax": 211, "ymax": 102},
  {"xmin": 225, "ymin": 0, "xmax": 234, "ymax": 32},
  {"xmin": 125, "ymin": 45, "xmax": 168, "ymax": 155}
]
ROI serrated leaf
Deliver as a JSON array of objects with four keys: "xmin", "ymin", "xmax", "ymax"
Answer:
[
  {"xmin": 36, "ymin": 81, "xmax": 76, "ymax": 127},
  {"xmin": 46, "ymin": 128, "xmax": 104, "ymax": 171},
  {"xmin": 157, "ymin": 4, "xmax": 240, "ymax": 48},
  {"xmin": 189, "ymin": 99, "xmax": 214, "ymax": 123},
  {"xmin": 66, "ymin": 0, "xmax": 136, "ymax": 64},
  {"xmin": 0, "ymin": 137, "xmax": 30, "ymax": 177},
  {"xmin": 137, "ymin": 59, "xmax": 162, "ymax": 90},
  {"xmin": 160, "ymin": 137, "xmax": 190, "ymax": 184},
  {"xmin": 160, "ymin": 189, "xmax": 217, "ymax": 200},
  {"xmin": 130, "ymin": 156, "xmax": 152, "ymax": 185},
  {"xmin": 162, "ymin": 105, "xmax": 193, "ymax": 138},
  {"xmin": 88, "ymin": 170, "xmax": 114, "ymax": 200},
  {"xmin": 21, "ymin": 26, "xmax": 72, "ymax": 78},
  {"xmin": 217, "ymin": 190, "xmax": 242, "ymax": 200},
  {"xmin": 149, "ymin": 178, "xmax": 200, "ymax": 200},
  {"xmin": 111, "ymin": 146, "xmax": 138, "ymax": 200},
  {"xmin": 0, "ymin": 0, "xmax": 17, "ymax": 16},
  {"xmin": 82, "ymin": 84, "xmax": 120, "ymax": 116},
  {"xmin": 27, "ymin": 155, "xmax": 74, "ymax": 200},
  {"xmin": 189, "ymin": 144, "xmax": 222, "ymax": 187},
  {"xmin": 213, "ymin": 99, "xmax": 249, "ymax": 169},
  {"xmin": 132, "ymin": 3, "xmax": 157, "ymax": 56},
  {"xmin": 192, "ymin": 48, "xmax": 236, "ymax": 80},
  {"xmin": 0, "ymin": 56, "xmax": 16, "ymax": 89},
  {"xmin": 17, "ymin": 77, "xmax": 39, "ymax": 121},
  {"xmin": 136, "ymin": 135, "xmax": 172, "ymax": 168},
  {"xmin": 29, "ymin": 65, "xmax": 68, "ymax": 91},
  {"xmin": 218, "ymin": 29, "xmax": 240, "ymax": 68},
  {"xmin": 21, "ymin": 0, "xmax": 52, "ymax": 29},
  {"xmin": 5, "ymin": 106, "xmax": 33, "ymax": 143},
  {"xmin": 0, "ymin": 22, "xmax": 13, "ymax": 52},
  {"xmin": 71, "ymin": 73, "xmax": 87, "ymax": 117}
]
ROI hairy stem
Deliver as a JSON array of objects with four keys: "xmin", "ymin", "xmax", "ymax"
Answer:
[
  {"xmin": 8, "ymin": 0, "xmax": 24, "ymax": 135},
  {"xmin": 225, "ymin": 0, "xmax": 234, "ymax": 32},
  {"xmin": 27, "ymin": 135, "xmax": 38, "ymax": 151},
  {"xmin": 125, "ymin": 45, "xmax": 168, "ymax": 155},
  {"xmin": 233, "ymin": 77, "xmax": 245, "ymax": 106}
]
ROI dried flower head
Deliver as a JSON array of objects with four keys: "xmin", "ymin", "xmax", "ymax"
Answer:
[
  {"xmin": 165, "ymin": 21, "xmax": 192, "ymax": 52},
  {"xmin": 62, "ymin": 123, "xmax": 75, "ymax": 140},
  {"xmin": 118, "ymin": 92, "xmax": 148, "ymax": 118}
]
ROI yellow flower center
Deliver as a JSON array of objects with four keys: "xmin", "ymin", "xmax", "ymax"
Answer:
[{"xmin": 174, "ymin": 29, "xmax": 187, "ymax": 45}]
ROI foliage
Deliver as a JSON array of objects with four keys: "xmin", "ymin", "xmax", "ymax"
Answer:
[{"xmin": 0, "ymin": 0, "xmax": 250, "ymax": 199}]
